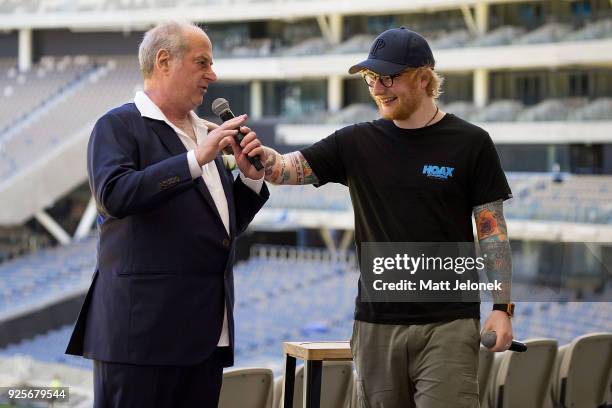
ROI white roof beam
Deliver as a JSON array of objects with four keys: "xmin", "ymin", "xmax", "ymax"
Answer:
[
  {"xmin": 0, "ymin": 0, "xmax": 542, "ymax": 30},
  {"xmin": 74, "ymin": 196, "xmax": 97, "ymax": 240},
  {"xmin": 34, "ymin": 210, "xmax": 71, "ymax": 245},
  {"xmin": 460, "ymin": 4, "xmax": 478, "ymax": 36}
]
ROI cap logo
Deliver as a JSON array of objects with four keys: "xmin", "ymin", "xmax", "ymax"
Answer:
[{"xmin": 370, "ymin": 38, "xmax": 386, "ymax": 57}]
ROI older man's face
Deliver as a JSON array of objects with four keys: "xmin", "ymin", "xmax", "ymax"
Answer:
[{"xmin": 167, "ymin": 29, "xmax": 217, "ymax": 112}]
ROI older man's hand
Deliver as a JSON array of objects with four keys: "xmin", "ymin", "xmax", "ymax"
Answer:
[{"xmin": 195, "ymin": 114, "xmax": 247, "ymax": 166}]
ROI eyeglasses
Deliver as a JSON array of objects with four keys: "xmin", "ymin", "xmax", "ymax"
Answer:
[{"xmin": 361, "ymin": 71, "xmax": 405, "ymax": 88}]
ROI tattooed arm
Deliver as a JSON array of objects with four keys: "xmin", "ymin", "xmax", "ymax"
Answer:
[
  {"xmin": 262, "ymin": 147, "xmax": 319, "ymax": 185},
  {"xmin": 474, "ymin": 199, "xmax": 512, "ymax": 303},
  {"xmin": 474, "ymin": 199, "xmax": 513, "ymax": 351}
]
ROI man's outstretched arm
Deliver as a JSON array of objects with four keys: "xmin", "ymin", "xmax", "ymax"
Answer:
[{"xmin": 262, "ymin": 147, "xmax": 319, "ymax": 185}]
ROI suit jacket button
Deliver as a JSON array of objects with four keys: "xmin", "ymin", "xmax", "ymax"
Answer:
[{"xmin": 222, "ymin": 238, "xmax": 230, "ymax": 248}]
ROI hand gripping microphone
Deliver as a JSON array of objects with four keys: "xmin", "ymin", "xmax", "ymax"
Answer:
[
  {"xmin": 211, "ymin": 98, "xmax": 263, "ymax": 171},
  {"xmin": 481, "ymin": 331, "xmax": 527, "ymax": 352}
]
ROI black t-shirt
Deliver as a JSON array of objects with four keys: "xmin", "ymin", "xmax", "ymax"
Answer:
[{"xmin": 300, "ymin": 113, "xmax": 512, "ymax": 324}]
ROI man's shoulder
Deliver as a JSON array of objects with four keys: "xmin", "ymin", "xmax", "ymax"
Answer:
[
  {"xmin": 101, "ymin": 102, "xmax": 140, "ymax": 122},
  {"xmin": 92, "ymin": 103, "xmax": 144, "ymax": 134},
  {"xmin": 335, "ymin": 119, "xmax": 384, "ymax": 139},
  {"xmin": 90, "ymin": 103, "xmax": 146, "ymax": 144},
  {"xmin": 443, "ymin": 113, "xmax": 490, "ymax": 142}
]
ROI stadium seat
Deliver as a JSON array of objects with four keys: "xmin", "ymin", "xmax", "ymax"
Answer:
[
  {"xmin": 550, "ymin": 333, "xmax": 612, "ymax": 408},
  {"xmin": 565, "ymin": 18, "xmax": 612, "ymax": 42},
  {"xmin": 219, "ymin": 367, "xmax": 274, "ymax": 408},
  {"xmin": 272, "ymin": 361, "xmax": 354, "ymax": 408},
  {"xmin": 486, "ymin": 339, "xmax": 558, "ymax": 408},
  {"xmin": 470, "ymin": 26, "xmax": 526, "ymax": 47},
  {"xmin": 515, "ymin": 22, "xmax": 573, "ymax": 45},
  {"xmin": 478, "ymin": 346, "xmax": 495, "ymax": 405}
]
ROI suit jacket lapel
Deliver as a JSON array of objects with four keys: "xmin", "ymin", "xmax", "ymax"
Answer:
[
  {"xmin": 147, "ymin": 118, "xmax": 186, "ymax": 157},
  {"xmin": 215, "ymin": 156, "xmax": 236, "ymax": 237},
  {"xmin": 146, "ymin": 118, "xmax": 224, "ymax": 227}
]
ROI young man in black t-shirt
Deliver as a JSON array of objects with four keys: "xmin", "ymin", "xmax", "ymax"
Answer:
[{"xmin": 256, "ymin": 27, "xmax": 514, "ymax": 407}]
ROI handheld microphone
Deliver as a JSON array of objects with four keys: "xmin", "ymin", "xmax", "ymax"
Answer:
[
  {"xmin": 481, "ymin": 331, "xmax": 528, "ymax": 352},
  {"xmin": 211, "ymin": 98, "xmax": 263, "ymax": 171}
]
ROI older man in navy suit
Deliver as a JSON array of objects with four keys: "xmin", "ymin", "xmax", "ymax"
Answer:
[{"xmin": 66, "ymin": 21, "xmax": 269, "ymax": 407}]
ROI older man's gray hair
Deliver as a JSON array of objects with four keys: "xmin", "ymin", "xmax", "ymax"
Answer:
[{"xmin": 138, "ymin": 21, "xmax": 205, "ymax": 78}]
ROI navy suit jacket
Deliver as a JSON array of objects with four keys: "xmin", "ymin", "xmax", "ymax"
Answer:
[{"xmin": 66, "ymin": 103, "xmax": 269, "ymax": 367}]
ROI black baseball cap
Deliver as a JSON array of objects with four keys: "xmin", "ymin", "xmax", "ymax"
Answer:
[{"xmin": 348, "ymin": 27, "xmax": 435, "ymax": 76}]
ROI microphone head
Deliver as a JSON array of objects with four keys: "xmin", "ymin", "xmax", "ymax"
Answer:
[
  {"xmin": 212, "ymin": 98, "xmax": 230, "ymax": 117},
  {"xmin": 481, "ymin": 331, "xmax": 497, "ymax": 348}
]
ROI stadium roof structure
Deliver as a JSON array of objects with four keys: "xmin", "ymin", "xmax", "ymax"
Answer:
[{"xmin": 0, "ymin": 0, "xmax": 542, "ymax": 30}]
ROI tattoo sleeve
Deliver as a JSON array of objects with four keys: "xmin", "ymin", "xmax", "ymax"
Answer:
[
  {"xmin": 262, "ymin": 147, "xmax": 319, "ymax": 185},
  {"xmin": 474, "ymin": 199, "xmax": 512, "ymax": 304}
]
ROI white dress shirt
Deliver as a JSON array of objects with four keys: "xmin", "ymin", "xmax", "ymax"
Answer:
[{"xmin": 134, "ymin": 91, "xmax": 263, "ymax": 346}]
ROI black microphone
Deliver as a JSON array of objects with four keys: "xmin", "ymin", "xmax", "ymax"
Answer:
[
  {"xmin": 481, "ymin": 331, "xmax": 528, "ymax": 352},
  {"xmin": 211, "ymin": 98, "xmax": 263, "ymax": 171}
]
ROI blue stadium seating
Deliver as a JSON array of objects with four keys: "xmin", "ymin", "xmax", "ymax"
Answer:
[
  {"xmin": 504, "ymin": 173, "xmax": 612, "ymax": 224},
  {"xmin": 0, "ymin": 325, "xmax": 92, "ymax": 369},
  {"xmin": 0, "ymin": 235, "xmax": 96, "ymax": 319},
  {"xmin": 2, "ymin": 246, "xmax": 610, "ymax": 374},
  {"xmin": 263, "ymin": 173, "xmax": 612, "ymax": 224}
]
